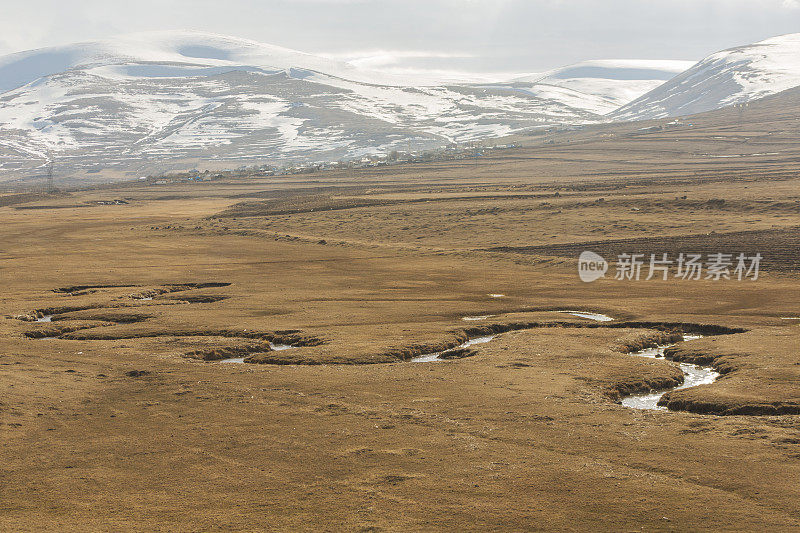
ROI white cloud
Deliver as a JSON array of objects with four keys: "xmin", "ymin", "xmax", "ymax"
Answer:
[
  {"xmin": 0, "ymin": 0, "xmax": 799, "ymax": 71},
  {"xmin": 324, "ymin": 50, "xmax": 475, "ymax": 69}
]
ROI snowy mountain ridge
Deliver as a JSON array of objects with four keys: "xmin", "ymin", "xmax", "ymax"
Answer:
[
  {"xmin": 612, "ymin": 33, "xmax": 800, "ymax": 120},
  {"xmin": 1, "ymin": 31, "xmax": 800, "ymax": 184}
]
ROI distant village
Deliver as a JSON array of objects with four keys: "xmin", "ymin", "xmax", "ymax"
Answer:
[{"xmin": 141, "ymin": 142, "xmax": 522, "ymax": 185}]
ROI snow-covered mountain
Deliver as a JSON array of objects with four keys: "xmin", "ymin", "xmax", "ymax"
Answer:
[
  {"xmin": 0, "ymin": 31, "xmax": 694, "ymax": 184},
  {"xmin": 3, "ymin": 31, "xmax": 799, "ymax": 184},
  {"xmin": 612, "ymin": 34, "xmax": 800, "ymax": 121},
  {"xmin": 514, "ymin": 59, "xmax": 693, "ymax": 110}
]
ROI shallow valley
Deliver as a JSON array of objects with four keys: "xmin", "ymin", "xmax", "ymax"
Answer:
[{"xmin": 2, "ymin": 103, "xmax": 800, "ymax": 530}]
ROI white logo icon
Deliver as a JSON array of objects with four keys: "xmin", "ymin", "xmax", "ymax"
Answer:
[{"xmin": 579, "ymin": 251, "xmax": 608, "ymax": 283}]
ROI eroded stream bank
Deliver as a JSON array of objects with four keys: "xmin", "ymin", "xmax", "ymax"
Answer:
[
  {"xmin": 621, "ymin": 335, "xmax": 719, "ymax": 411},
  {"xmin": 407, "ymin": 312, "xmax": 735, "ymax": 413},
  {"xmin": 19, "ymin": 297, "xmax": 748, "ymax": 414},
  {"xmin": 220, "ymin": 342, "xmax": 295, "ymax": 363}
]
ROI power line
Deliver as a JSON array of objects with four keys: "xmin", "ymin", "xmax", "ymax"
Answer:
[{"xmin": 46, "ymin": 159, "xmax": 54, "ymax": 194}]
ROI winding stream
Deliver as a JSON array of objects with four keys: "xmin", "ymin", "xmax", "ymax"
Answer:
[
  {"xmin": 410, "ymin": 310, "xmax": 719, "ymax": 412},
  {"xmin": 416, "ymin": 310, "xmax": 615, "ymax": 363},
  {"xmin": 37, "ymin": 300, "xmax": 718, "ymax": 407},
  {"xmin": 220, "ymin": 342, "xmax": 295, "ymax": 363},
  {"xmin": 621, "ymin": 334, "xmax": 719, "ymax": 411},
  {"xmin": 410, "ymin": 335, "xmax": 495, "ymax": 363}
]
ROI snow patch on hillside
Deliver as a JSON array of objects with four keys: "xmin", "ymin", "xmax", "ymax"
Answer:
[
  {"xmin": 514, "ymin": 59, "xmax": 694, "ymax": 109},
  {"xmin": 612, "ymin": 33, "xmax": 800, "ymax": 120}
]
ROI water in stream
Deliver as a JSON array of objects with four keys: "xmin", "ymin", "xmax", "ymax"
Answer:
[
  {"xmin": 557, "ymin": 310, "xmax": 614, "ymax": 322},
  {"xmin": 219, "ymin": 342, "xmax": 295, "ymax": 363},
  {"xmin": 414, "ymin": 309, "xmax": 614, "ymax": 363},
  {"xmin": 621, "ymin": 334, "xmax": 719, "ymax": 411},
  {"xmin": 410, "ymin": 335, "xmax": 495, "ymax": 363}
]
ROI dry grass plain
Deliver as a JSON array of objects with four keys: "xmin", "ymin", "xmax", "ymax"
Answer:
[{"xmin": 2, "ymin": 93, "xmax": 800, "ymax": 531}]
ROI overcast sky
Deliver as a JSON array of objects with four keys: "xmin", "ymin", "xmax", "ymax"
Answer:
[{"xmin": 3, "ymin": 0, "xmax": 800, "ymax": 74}]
